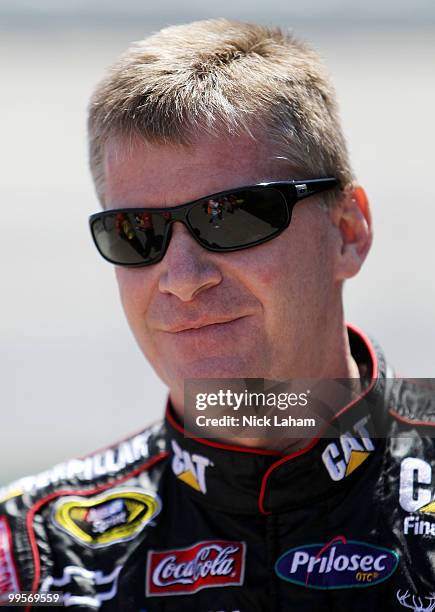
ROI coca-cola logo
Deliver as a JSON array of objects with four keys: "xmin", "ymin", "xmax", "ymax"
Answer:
[{"xmin": 146, "ymin": 540, "xmax": 246, "ymax": 596}]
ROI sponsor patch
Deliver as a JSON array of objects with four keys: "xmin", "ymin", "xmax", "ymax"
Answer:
[
  {"xmin": 51, "ymin": 488, "xmax": 161, "ymax": 548},
  {"xmin": 399, "ymin": 457, "xmax": 435, "ymax": 536},
  {"xmin": 397, "ymin": 589, "xmax": 435, "ymax": 611},
  {"xmin": 275, "ymin": 535, "xmax": 398, "ymax": 589},
  {"xmin": 146, "ymin": 540, "xmax": 246, "ymax": 596},
  {"xmin": 322, "ymin": 416, "xmax": 374, "ymax": 481},
  {"xmin": 402, "ymin": 515, "xmax": 435, "ymax": 536},
  {"xmin": 0, "ymin": 517, "xmax": 20, "ymax": 593},
  {"xmin": 171, "ymin": 439, "xmax": 213, "ymax": 494},
  {"xmin": 0, "ymin": 426, "xmax": 159, "ymax": 501},
  {"xmin": 399, "ymin": 457, "xmax": 435, "ymax": 513},
  {"xmin": 40, "ymin": 565, "xmax": 122, "ymax": 607}
]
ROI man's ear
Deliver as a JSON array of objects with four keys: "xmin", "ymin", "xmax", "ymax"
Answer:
[{"xmin": 330, "ymin": 183, "xmax": 373, "ymax": 281}]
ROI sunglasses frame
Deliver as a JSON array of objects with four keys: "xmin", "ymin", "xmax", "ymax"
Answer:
[{"xmin": 89, "ymin": 177, "xmax": 340, "ymax": 267}]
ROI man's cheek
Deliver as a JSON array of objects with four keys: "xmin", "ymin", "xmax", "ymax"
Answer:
[
  {"xmin": 115, "ymin": 269, "xmax": 133, "ymax": 309},
  {"xmin": 116, "ymin": 271, "xmax": 148, "ymax": 315},
  {"xmin": 239, "ymin": 247, "xmax": 286, "ymax": 290}
]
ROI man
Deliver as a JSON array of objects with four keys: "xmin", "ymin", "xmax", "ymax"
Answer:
[{"xmin": 1, "ymin": 18, "xmax": 434, "ymax": 612}]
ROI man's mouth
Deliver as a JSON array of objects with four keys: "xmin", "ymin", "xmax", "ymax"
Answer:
[{"xmin": 159, "ymin": 315, "xmax": 249, "ymax": 334}]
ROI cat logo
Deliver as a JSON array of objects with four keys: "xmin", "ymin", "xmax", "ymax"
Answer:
[
  {"xmin": 171, "ymin": 439, "xmax": 213, "ymax": 494},
  {"xmin": 321, "ymin": 416, "xmax": 374, "ymax": 482},
  {"xmin": 51, "ymin": 488, "xmax": 161, "ymax": 548},
  {"xmin": 399, "ymin": 457, "xmax": 435, "ymax": 514}
]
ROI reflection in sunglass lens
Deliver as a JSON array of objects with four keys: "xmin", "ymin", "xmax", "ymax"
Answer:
[
  {"xmin": 91, "ymin": 211, "xmax": 168, "ymax": 265},
  {"xmin": 91, "ymin": 187, "xmax": 290, "ymax": 265},
  {"xmin": 187, "ymin": 188, "xmax": 289, "ymax": 250}
]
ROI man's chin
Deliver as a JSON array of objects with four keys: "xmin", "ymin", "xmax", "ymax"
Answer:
[
  {"xmin": 161, "ymin": 355, "xmax": 266, "ymax": 410},
  {"xmin": 168, "ymin": 355, "xmax": 264, "ymax": 381}
]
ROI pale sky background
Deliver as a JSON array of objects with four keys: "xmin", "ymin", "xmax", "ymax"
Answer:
[{"xmin": 1, "ymin": 1, "xmax": 434, "ymax": 485}]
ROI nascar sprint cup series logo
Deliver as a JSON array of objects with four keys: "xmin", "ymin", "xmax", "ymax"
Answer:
[
  {"xmin": 51, "ymin": 488, "xmax": 161, "ymax": 548},
  {"xmin": 146, "ymin": 540, "xmax": 246, "ymax": 596},
  {"xmin": 275, "ymin": 536, "xmax": 398, "ymax": 589}
]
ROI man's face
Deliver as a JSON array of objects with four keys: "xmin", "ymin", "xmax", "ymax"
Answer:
[{"xmin": 104, "ymin": 133, "xmax": 342, "ymax": 409}]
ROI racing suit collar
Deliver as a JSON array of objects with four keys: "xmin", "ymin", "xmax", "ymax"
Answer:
[{"xmin": 164, "ymin": 325, "xmax": 390, "ymax": 515}]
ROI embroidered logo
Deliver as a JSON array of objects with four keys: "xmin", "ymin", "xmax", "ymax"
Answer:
[
  {"xmin": 0, "ymin": 517, "xmax": 20, "ymax": 593},
  {"xmin": 397, "ymin": 589, "xmax": 435, "ymax": 611},
  {"xmin": 321, "ymin": 416, "xmax": 374, "ymax": 481},
  {"xmin": 51, "ymin": 488, "xmax": 161, "ymax": 547},
  {"xmin": 146, "ymin": 540, "xmax": 246, "ymax": 596},
  {"xmin": 171, "ymin": 439, "xmax": 213, "ymax": 494},
  {"xmin": 40, "ymin": 565, "xmax": 122, "ymax": 607},
  {"xmin": 398, "ymin": 457, "xmax": 435, "ymax": 537},
  {"xmin": 0, "ymin": 427, "xmax": 158, "ymax": 502},
  {"xmin": 399, "ymin": 457, "xmax": 435, "ymax": 514},
  {"xmin": 275, "ymin": 536, "xmax": 398, "ymax": 589}
]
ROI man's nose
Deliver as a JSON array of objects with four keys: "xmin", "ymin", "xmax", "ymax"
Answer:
[{"xmin": 158, "ymin": 222, "xmax": 222, "ymax": 301}]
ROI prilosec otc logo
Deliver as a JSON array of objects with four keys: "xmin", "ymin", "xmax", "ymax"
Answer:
[
  {"xmin": 171, "ymin": 439, "xmax": 213, "ymax": 494},
  {"xmin": 51, "ymin": 488, "xmax": 161, "ymax": 548},
  {"xmin": 275, "ymin": 536, "xmax": 399, "ymax": 589}
]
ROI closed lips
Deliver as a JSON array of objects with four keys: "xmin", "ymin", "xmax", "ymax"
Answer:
[{"xmin": 160, "ymin": 315, "xmax": 249, "ymax": 333}]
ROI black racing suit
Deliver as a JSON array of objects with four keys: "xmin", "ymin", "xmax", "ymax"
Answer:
[{"xmin": 1, "ymin": 326, "xmax": 435, "ymax": 611}]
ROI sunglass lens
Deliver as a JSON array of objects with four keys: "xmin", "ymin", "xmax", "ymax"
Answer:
[
  {"xmin": 91, "ymin": 211, "xmax": 167, "ymax": 265},
  {"xmin": 187, "ymin": 188, "xmax": 289, "ymax": 250}
]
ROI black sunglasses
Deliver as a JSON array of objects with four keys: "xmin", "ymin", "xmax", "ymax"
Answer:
[{"xmin": 89, "ymin": 177, "xmax": 339, "ymax": 267}]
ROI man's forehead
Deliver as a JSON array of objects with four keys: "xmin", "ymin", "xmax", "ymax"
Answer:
[{"xmin": 103, "ymin": 132, "xmax": 298, "ymax": 208}]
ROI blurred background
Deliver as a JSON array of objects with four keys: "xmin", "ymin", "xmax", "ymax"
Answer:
[{"xmin": 1, "ymin": 1, "xmax": 434, "ymax": 486}]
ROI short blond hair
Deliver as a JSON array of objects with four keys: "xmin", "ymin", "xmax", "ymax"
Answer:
[{"xmin": 88, "ymin": 18, "xmax": 353, "ymax": 205}]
